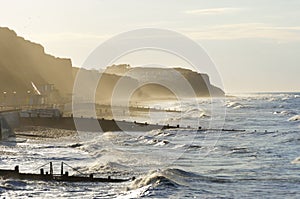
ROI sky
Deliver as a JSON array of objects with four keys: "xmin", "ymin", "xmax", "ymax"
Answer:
[{"xmin": 1, "ymin": 0, "xmax": 300, "ymax": 93}]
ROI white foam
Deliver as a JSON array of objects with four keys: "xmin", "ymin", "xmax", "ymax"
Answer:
[
  {"xmin": 232, "ymin": 105, "xmax": 243, "ymax": 109},
  {"xmin": 281, "ymin": 97, "xmax": 290, "ymax": 101},
  {"xmin": 288, "ymin": 115, "xmax": 300, "ymax": 121},
  {"xmin": 291, "ymin": 157, "xmax": 300, "ymax": 164},
  {"xmin": 117, "ymin": 184, "xmax": 151, "ymax": 199},
  {"xmin": 128, "ymin": 170, "xmax": 162, "ymax": 190},
  {"xmin": 267, "ymin": 98, "xmax": 277, "ymax": 102},
  {"xmin": 273, "ymin": 110, "xmax": 296, "ymax": 116},
  {"xmin": 154, "ymin": 140, "xmax": 169, "ymax": 146},
  {"xmin": 225, "ymin": 101, "xmax": 244, "ymax": 109},
  {"xmin": 183, "ymin": 108, "xmax": 210, "ymax": 118}
]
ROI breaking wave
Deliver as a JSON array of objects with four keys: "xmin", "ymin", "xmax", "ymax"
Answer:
[
  {"xmin": 273, "ymin": 110, "xmax": 297, "ymax": 116},
  {"xmin": 225, "ymin": 101, "xmax": 245, "ymax": 109},
  {"xmin": 167, "ymin": 108, "xmax": 210, "ymax": 122},
  {"xmin": 291, "ymin": 157, "xmax": 300, "ymax": 164},
  {"xmin": 127, "ymin": 168, "xmax": 230, "ymax": 191},
  {"xmin": 288, "ymin": 115, "xmax": 300, "ymax": 121}
]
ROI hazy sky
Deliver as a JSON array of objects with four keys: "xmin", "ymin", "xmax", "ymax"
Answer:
[{"xmin": 1, "ymin": 0, "xmax": 299, "ymax": 93}]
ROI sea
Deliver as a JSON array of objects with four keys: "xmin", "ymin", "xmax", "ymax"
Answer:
[{"xmin": 1, "ymin": 93, "xmax": 300, "ymax": 198}]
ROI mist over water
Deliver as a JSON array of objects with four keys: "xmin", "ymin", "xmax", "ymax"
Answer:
[{"xmin": 1, "ymin": 93, "xmax": 300, "ymax": 198}]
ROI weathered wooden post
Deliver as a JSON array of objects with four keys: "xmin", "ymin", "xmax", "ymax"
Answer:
[
  {"xmin": 61, "ymin": 162, "xmax": 63, "ymax": 175},
  {"xmin": 0, "ymin": 117, "xmax": 2, "ymax": 140},
  {"xmin": 50, "ymin": 162, "xmax": 53, "ymax": 175},
  {"xmin": 14, "ymin": 165, "xmax": 19, "ymax": 173}
]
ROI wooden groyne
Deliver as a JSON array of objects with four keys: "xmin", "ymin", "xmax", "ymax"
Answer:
[
  {"xmin": 19, "ymin": 117, "xmax": 180, "ymax": 132},
  {"xmin": 0, "ymin": 108, "xmax": 246, "ymax": 133},
  {"xmin": 0, "ymin": 162, "xmax": 133, "ymax": 183},
  {"xmin": 19, "ymin": 117, "xmax": 246, "ymax": 133}
]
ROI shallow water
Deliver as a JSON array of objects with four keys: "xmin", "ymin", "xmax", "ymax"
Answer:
[{"xmin": 1, "ymin": 93, "xmax": 300, "ymax": 198}]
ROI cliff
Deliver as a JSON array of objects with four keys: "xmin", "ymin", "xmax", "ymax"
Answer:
[
  {"xmin": 0, "ymin": 27, "xmax": 74, "ymax": 102},
  {"xmin": 105, "ymin": 65, "xmax": 225, "ymax": 98},
  {"xmin": 0, "ymin": 27, "xmax": 140, "ymax": 105},
  {"xmin": 0, "ymin": 27, "xmax": 224, "ymax": 106},
  {"xmin": 72, "ymin": 67, "xmax": 139, "ymax": 104}
]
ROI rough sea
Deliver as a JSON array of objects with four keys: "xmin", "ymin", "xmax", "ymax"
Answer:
[{"xmin": 1, "ymin": 93, "xmax": 300, "ymax": 198}]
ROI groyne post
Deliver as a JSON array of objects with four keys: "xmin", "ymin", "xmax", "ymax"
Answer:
[
  {"xmin": 0, "ymin": 118, "xmax": 2, "ymax": 140},
  {"xmin": 50, "ymin": 162, "xmax": 53, "ymax": 175},
  {"xmin": 61, "ymin": 162, "xmax": 63, "ymax": 175},
  {"xmin": 14, "ymin": 165, "xmax": 19, "ymax": 173}
]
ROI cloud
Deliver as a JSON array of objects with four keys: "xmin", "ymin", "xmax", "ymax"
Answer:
[
  {"xmin": 185, "ymin": 8, "xmax": 241, "ymax": 15},
  {"xmin": 184, "ymin": 23, "xmax": 300, "ymax": 41}
]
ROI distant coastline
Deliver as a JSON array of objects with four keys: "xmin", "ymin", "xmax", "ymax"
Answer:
[{"xmin": 0, "ymin": 27, "xmax": 224, "ymax": 109}]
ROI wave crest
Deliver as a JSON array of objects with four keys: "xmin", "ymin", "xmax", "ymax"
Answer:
[{"xmin": 288, "ymin": 115, "xmax": 300, "ymax": 121}]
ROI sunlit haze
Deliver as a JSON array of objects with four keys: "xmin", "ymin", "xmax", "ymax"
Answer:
[{"xmin": 1, "ymin": 0, "xmax": 299, "ymax": 93}]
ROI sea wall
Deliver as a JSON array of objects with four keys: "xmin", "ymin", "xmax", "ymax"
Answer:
[{"xmin": 0, "ymin": 110, "xmax": 19, "ymax": 140}]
